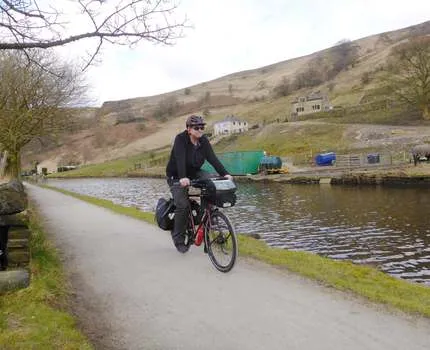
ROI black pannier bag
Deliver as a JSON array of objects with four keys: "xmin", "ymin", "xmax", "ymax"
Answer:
[
  {"xmin": 202, "ymin": 179, "xmax": 237, "ymax": 208},
  {"xmin": 155, "ymin": 197, "xmax": 175, "ymax": 230}
]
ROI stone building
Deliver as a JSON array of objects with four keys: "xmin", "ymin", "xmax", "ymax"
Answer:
[{"xmin": 291, "ymin": 91, "xmax": 332, "ymax": 118}]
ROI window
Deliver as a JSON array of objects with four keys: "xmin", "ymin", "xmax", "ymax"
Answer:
[
  {"xmin": 296, "ymin": 107, "xmax": 304, "ymax": 113},
  {"xmin": 299, "ymin": 97, "xmax": 305, "ymax": 102}
]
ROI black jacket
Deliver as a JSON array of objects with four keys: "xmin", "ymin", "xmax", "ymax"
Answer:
[{"xmin": 166, "ymin": 130, "xmax": 228, "ymax": 179}]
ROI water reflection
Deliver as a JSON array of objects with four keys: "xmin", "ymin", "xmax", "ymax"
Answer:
[{"xmin": 46, "ymin": 178, "xmax": 430, "ymax": 285}]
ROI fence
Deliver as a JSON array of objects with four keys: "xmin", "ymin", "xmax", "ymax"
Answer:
[{"xmin": 291, "ymin": 150, "xmax": 411, "ymax": 168}]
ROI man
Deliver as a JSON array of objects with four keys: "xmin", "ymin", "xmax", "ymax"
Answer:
[{"xmin": 166, "ymin": 115, "xmax": 233, "ymax": 253}]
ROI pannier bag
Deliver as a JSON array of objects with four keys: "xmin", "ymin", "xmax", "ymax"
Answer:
[
  {"xmin": 203, "ymin": 179, "xmax": 237, "ymax": 208},
  {"xmin": 155, "ymin": 197, "xmax": 175, "ymax": 230}
]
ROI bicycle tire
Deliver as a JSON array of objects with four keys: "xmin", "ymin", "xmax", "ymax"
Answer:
[{"xmin": 205, "ymin": 210, "xmax": 237, "ymax": 272}]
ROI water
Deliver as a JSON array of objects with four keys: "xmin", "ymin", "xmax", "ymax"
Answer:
[{"xmin": 46, "ymin": 178, "xmax": 430, "ymax": 285}]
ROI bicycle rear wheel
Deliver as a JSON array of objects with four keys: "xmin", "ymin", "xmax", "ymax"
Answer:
[{"xmin": 205, "ymin": 210, "xmax": 237, "ymax": 272}]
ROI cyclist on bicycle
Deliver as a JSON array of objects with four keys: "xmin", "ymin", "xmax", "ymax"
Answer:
[{"xmin": 166, "ymin": 114, "xmax": 233, "ymax": 253}]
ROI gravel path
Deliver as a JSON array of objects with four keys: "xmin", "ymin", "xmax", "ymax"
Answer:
[{"xmin": 26, "ymin": 184, "xmax": 430, "ymax": 350}]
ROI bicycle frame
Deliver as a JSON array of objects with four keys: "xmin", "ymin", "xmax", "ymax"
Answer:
[{"xmin": 186, "ymin": 193, "xmax": 214, "ymax": 246}]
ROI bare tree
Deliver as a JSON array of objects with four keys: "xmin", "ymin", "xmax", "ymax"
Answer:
[
  {"xmin": 273, "ymin": 76, "xmax": 291, "ymax": 97},
  {"xmin": 327, "ymin": 39, "xmax": 359, "ymax": 79},
  {"xmin": 385, "ymin": 36, "xmax": 430, "ymax": 120},
  {"xmin": 0, "ymin": 0, "xmax": 187, "ymax": 68},
  {"xmin": 0, "ymin": 50, "xmax": 87, "ymax": 177}
]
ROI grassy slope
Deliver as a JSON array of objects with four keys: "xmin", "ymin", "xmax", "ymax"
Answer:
[
  {"xmin": 38, "ymin": 185, "xmax": 430, "ymax": 318},
  {"xmin": 0, "ymin": 207, "xmax": 93, "ymax": 349}
]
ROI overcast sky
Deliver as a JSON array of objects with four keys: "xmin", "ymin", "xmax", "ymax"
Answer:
[{"xmin": 81, "ymin": 0, "xmax": 429, "ymax": 106}]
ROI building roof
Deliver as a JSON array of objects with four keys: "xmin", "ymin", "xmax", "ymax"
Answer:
[
  {"xmin": 213, "ymin": 115, "xmax": 245, "ymax": 125},
  {"xmin": 292, "ymin": 91, "xmax": 326, "ymax": 104},
  {"xmin": 306, "ymin": 91, "xmax": 325, "ymax": 101}
]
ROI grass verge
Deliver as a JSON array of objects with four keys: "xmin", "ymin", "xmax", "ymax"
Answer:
[
  {"xmin": 0, "ymin": 206, "xmax": 93, "ymax": 349},
  {"xmin": 38, "ymin": 184, "xmax": 430, "ymax": 318}
]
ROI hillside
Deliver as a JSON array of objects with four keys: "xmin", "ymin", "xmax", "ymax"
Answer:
[{"xmin": 21, "ymin": 20, "xmax": 430, "ymax": 170}]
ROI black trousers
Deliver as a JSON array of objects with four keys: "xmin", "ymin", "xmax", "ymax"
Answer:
[{"xmin": 167, "ymin": 170, "xmax": 212, "ymax": 246}]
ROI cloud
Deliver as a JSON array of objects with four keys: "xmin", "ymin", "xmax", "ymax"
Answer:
[{"xmin": 78, "ymin": 0, "xmax": 430, "ymax": 105}]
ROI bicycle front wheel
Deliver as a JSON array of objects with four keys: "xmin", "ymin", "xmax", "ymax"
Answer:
[{"xmin": 205, "ymin": 210, "xmax": 237, "ymax": 272}]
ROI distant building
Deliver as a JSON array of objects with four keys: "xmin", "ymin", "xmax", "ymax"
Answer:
[
  {"xmin": 291, "ymin": 91, "xmax": 331, "ymax": 118},
  {"xmin": 213, "ymin": 115, "xmax": 248, "ymax": 136},
  {"xmin": 36, "ymin": 160, "xmax": 58, "ymax": 175}
]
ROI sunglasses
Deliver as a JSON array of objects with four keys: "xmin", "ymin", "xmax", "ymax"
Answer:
[{"xmin": 192, "ymin": 125, "xmax": 205, "ymax": 131}]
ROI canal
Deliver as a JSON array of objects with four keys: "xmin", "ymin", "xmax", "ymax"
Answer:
[{"xmin": 45, "ymin": 178, "xmax": 430, "ymax": 285}]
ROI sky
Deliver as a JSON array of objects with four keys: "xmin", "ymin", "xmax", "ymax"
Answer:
[{"xmin": 75, "ymin": 0, "xmax": 430, "ymax": 106}]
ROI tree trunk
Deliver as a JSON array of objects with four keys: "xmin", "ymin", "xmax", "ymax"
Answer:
[{"xmin": 6, "ymin": 151, "xmax": 21, "ymax": 179}]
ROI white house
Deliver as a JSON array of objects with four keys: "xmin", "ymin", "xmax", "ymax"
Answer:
[
  {"xmin": 213, "ymin": 115, "xmax": 248, "ymax": 136},
  {"xmin": 36, "ymin": 159, "xmax": 59, "ymax": 175}
]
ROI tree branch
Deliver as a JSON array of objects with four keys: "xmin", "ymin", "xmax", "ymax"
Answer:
[{"xmin": 0, "ymin": 0, "xmax": 187, "ymax": 69}]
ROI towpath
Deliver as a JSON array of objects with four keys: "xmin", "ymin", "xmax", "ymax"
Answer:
[{"xmin": 26, "ymin": 184, "xmax": 430, "ymax": 350}]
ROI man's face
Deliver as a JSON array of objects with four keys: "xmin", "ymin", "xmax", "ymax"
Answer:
[{"xmin": 187, "ymin": 124, "xmax": 205, "ymax": 138}]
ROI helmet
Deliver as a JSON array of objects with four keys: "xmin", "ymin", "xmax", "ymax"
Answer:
[{"xmin": 186, "ymin": 115, "xmax": 206, "ymax": 127}]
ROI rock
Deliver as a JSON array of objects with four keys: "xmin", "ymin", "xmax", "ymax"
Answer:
[
  {"xmin": 0, "ymin": 180, "xmax": 27, "ymax": 215},
  {"xmin": 0, "ymin": 269, "xmax": 30, "ymax": 293},
  {"xmin": 0, "ymin": 214, "xmax": 28, "ymax": 227}
]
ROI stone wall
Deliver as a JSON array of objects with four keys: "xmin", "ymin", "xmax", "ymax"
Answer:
[{"xmin": 0, "ymin": 180, "xmax": 30, "ymax": 293}]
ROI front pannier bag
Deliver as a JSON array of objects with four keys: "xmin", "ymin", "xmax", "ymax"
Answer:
[{"xmin": 155, "ymin": 197, "xmax": 175, "ymax": 230}]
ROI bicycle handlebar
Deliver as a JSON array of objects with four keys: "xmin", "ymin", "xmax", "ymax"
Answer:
[{"xmin": 172, "ymin": 176, "xmax": 232, "ymax": 187}]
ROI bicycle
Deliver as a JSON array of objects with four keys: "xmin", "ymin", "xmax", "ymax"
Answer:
[{"xmin": 174, "ymin": 177, "xmax": 238, "ymax": 273}]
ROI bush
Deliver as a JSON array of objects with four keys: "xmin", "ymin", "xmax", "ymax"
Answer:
[
  {"xmin": 273, "ymin": 77, "xmax": 291, "ymax": 97},
  {"xmin": 361, "ymin": 71, "xmax": 371, "ymax": 85}
]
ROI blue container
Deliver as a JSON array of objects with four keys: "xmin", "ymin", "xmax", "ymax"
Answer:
[
  {"xmin": 315, "ymin": 152, "xmax": 336, "ymax": 166},
  {"xmin": 259, "ymin": 156, "xmax": 282, "ymax": 170},
  {"xmin": 367, "ymin": 153, "xmax": 380, "ymax": 164}
]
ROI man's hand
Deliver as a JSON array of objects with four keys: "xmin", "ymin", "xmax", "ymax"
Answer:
[
  {"xmin": 224, "ymin": 174, "xmax": 233, "ymax": 181},
  {"xmin": 179, "ymin": 177, "xmax": 190, "ymax": 187}
]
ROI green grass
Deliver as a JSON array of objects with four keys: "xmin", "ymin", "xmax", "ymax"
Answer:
[
  {"xmin": 39, "ymin": 184, "xmax": 430, "ymax": 318},
  {"xmin": 214, "ymin": 122, "xmax": 348, "ymax": 156},
  {"xmin": 51, "ymin": 155, "xmax": 143, "ymax": 178},
  {"xmin": 238, "ymin": 236, "xmax": 430, "ymax": 317},
  {"xmin": 51, "ymin": 148, "xmax": 171, "ymax": 179},
  {"xmin": 0, "ymin": 207, "xmax": 93, "ymax": 349}
]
